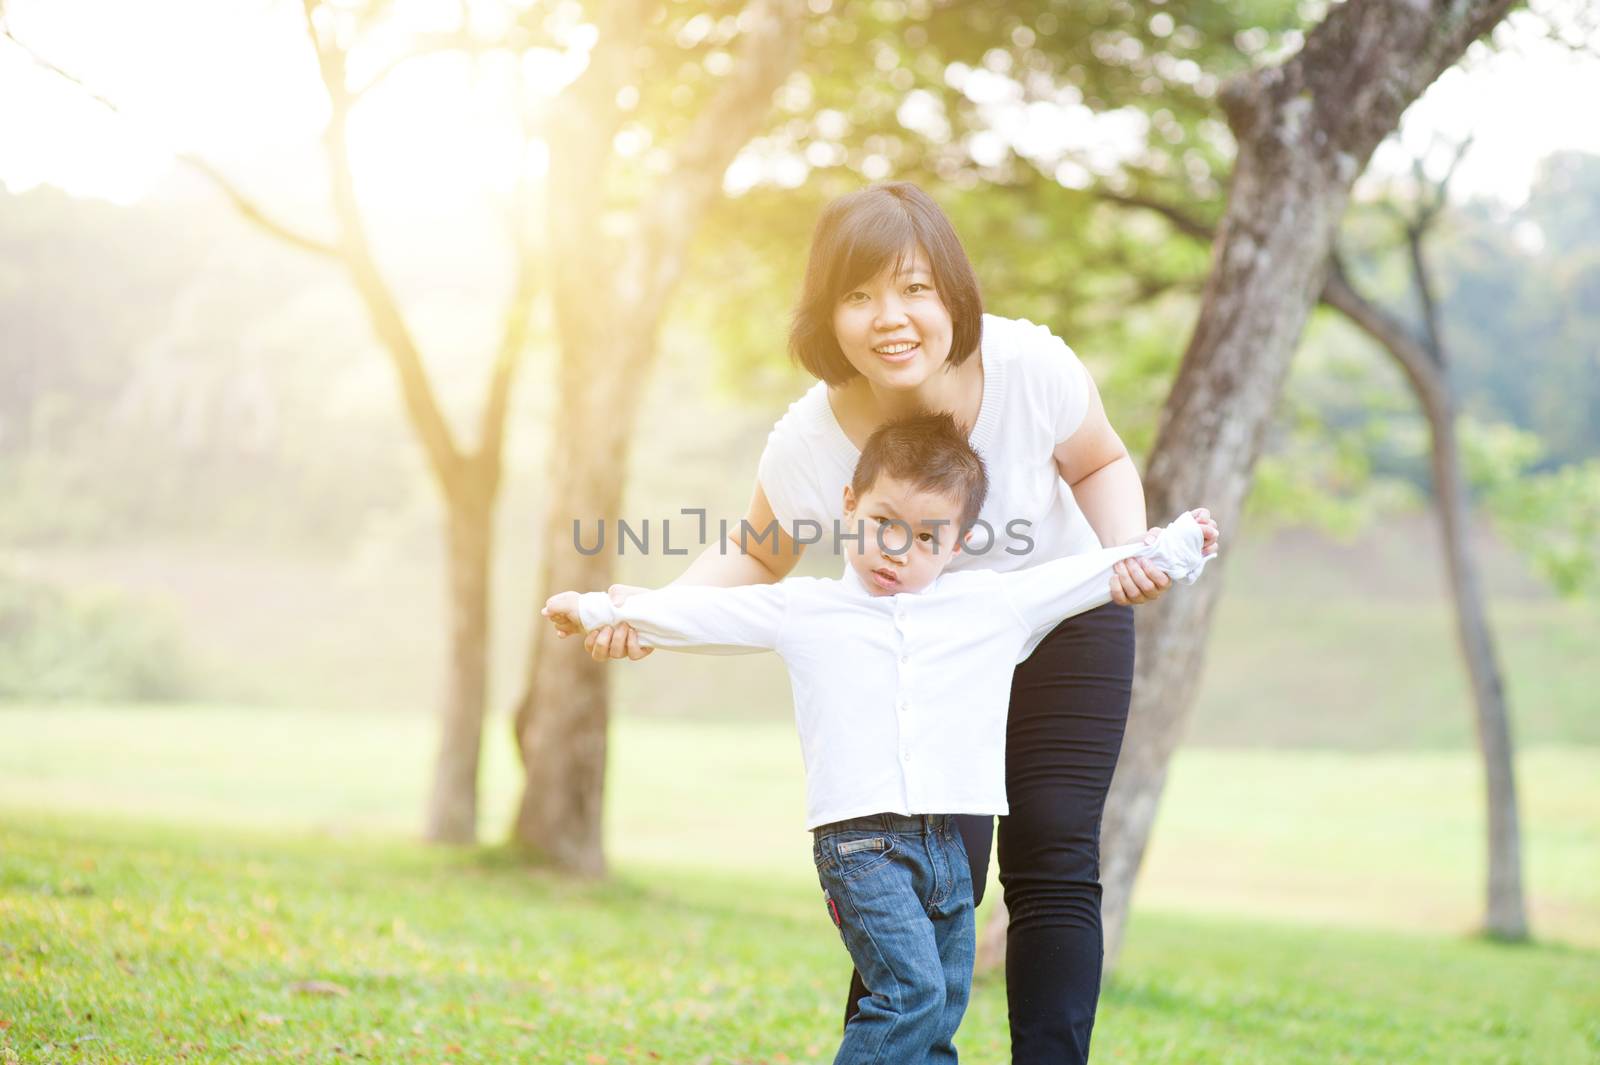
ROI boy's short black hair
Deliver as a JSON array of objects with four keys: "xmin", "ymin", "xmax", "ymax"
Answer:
[
  {"xmin": 789, "ymin": 183, "xmax": 984, "ymax": 386},
  {"xmin": 851, "ymin": 411, "xmax": 988, "ymax": 532}
]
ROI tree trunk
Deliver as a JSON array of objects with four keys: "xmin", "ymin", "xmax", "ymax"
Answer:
[
  {"xmin": 1323, "ymin": 255, "xmax": 1529, "ymax": 939},
  {"xmin": 509, "ymin": 461, "xmax": 622, "ymax": 873},
  {"xmin": 1097, "ymin": 0, "xmax": 1517, "ymax": 970},
  {"xmin": 510, "ymin": 311, "xmax": 660, "ymax": 874},
  {"xmin": 424, "ymin": 473, "xmax": 496, "ymax": 843},
  {"xmin": 1400, "ymin": 229, "xmax": 1527, "ymax": 938},
  {"xmin": 1422, "ymin": 389, "xmax": 1528, "ymax": 938},
  {"xmin": 506, "ymin": 0, "xmax": 804, "ymax": 874}
]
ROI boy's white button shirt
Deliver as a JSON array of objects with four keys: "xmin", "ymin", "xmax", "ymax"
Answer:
[{"xmin": 578, "ymin": 514, "xmax": 1209, "ymax": 830}]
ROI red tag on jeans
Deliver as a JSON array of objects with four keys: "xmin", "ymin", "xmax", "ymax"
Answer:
[{"xmin": 825, "ymin": 891, "xmax": 842, "ymax": 928}]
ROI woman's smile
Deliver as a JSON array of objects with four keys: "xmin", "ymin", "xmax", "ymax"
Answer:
[{"xmin": 873, "ymin": 338, "xmax": 920, "ymax": 363}]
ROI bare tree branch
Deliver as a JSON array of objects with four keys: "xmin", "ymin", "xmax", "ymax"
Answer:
[
  {"xmin": 0, "ymin": 21, "xmax": 338, "ymax": 257},
  {"xmin": 1523, "ymin": 0, "xmax": 1600, "ymax": 57},
  {"xmin": 352, "ymin": 29, "xmax": 478, "ymax": 102},
  {"xmin": 476, "ymin": 241, "xmax": 538, "ymax": 493},
  {"xmin": 300, "ymin": 0, "xmax": 466, "ymax": 494},
  {"xmin": 546, "ymin": 0, "xmax": 659, "ymax": 273},
  {"xmin": 625, "ymin": 0, "xmax": 807, "ymax": 334},
  {"xmin": 1092, "ymin": 188, "xmax": 1216, "ymax": 243},
  {"xmin": 1410, "ymin": 135, "xmax": 1474, "ymax": 229},
  {"xmin": 1097, "ymin": 185, "xmax": 1449, "ymax": 364},
  {"xmin": 1321, "ymin": 255, "xmax": 1441, "ymax": 397}
]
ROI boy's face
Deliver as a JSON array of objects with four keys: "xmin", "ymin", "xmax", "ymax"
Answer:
[{"xmin": 841, "ymin": 475, "xmax": 968, "ymax": 597}]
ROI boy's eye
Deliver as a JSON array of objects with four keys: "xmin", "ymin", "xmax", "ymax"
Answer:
[{"xmin": 917, "ymin": 532, "xmax": 934, "ymax": 543}]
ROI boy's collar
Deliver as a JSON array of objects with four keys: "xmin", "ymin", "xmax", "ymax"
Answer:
[{"xmin": 840, "ymin": 562, "xmax": 872, "ymax": 598}]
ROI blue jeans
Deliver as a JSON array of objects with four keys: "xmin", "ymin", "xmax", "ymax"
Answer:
[{"xmin": 813, "ymin": 813, "xmax": 976, "ymax": 1064}]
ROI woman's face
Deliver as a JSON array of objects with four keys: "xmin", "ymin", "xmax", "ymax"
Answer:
[{"xmin": 831, "ymin": 247, "xmax": 955, "ymax": 391}]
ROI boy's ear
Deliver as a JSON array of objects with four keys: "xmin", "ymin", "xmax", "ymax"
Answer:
[{"xmin": 842, "ymin": 484, "xmax": 857, "ymax": 515}]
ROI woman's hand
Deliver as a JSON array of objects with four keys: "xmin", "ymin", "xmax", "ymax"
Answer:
[
  {"xmin": 1110, "ymin": 531, "xmax": 1171, "ymax": 606},
  {"xmin": 1108, "ymin": 508, "xmax": 1221, "ymax": 606},
  {"xmin": 583, "ymin": 585, "xmax": 654, "ymax": 662}
]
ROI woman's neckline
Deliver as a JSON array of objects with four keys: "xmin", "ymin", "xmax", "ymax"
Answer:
[{"xmin": 821, "ymin": 337, "xmax": 1001, "ymax": 459}]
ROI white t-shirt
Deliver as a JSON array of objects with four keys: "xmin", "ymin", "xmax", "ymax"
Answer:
[{"xmin": 757, "ymin": 313, "xmax": 1104, "ymax": 579}]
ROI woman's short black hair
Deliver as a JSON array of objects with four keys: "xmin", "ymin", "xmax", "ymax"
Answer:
[{"xmin": 789, "ymin": 183, "xmax": 984, "ymax": 386}]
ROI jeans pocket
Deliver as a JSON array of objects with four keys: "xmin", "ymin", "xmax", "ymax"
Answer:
[{"xmin": 834, "ymin": 834, "xmax": 896, "ymax": 881}]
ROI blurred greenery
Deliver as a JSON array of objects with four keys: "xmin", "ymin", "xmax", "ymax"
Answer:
[
  {"xmin": 0, "ymin": 189, "xmax": 418, "ymax": 552},
  {"xmin": 1458, "ymin": 422, "xmax": 1600, "ymax": 599},
  {"xmin": 0, "ymin": 568, "xmax": 191, "ymax": 702}
]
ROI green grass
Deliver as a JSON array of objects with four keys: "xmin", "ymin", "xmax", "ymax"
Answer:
[
  {"xmin": 2, "ymin": 813, "xmax": 1597, "ymax": 1064},
  {"xmin": 3, "ymin": 708, "xmax": 1599, "ymax": 1062},
  {"xmin": 3, "ymin": 707, "xmax": 1597, "ymax": 945},
  {"xmin": 1189, "ymin": 592, "xmax": 1600, "ymax": 750}
]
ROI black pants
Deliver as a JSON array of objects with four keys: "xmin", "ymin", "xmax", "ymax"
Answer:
[{"xmin": 844, "ymin": 602, "xmax": 1136, "ymax": 1064}]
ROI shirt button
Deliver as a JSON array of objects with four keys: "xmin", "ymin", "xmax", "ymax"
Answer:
[
  {"xmin": 902, "ymin": 750, "xmax": 912, "ymax": 762},
  {"xmin": 899, "ymin": 654, "xmax": 909, "ymax": 665}
]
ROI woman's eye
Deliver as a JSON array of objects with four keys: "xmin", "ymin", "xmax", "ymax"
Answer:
[
  {"xmin": 844, "ymin": 291, "xmax": 869, "ymax": 304},
  {"xmin": 906, "ymin": 283, "xmax": 930, "ymax": 294}
]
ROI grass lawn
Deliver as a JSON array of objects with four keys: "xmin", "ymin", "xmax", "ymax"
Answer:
[
  {"xmin": 3, "ymin": 812, "xmax": 1598, "ymax": 1065},
  {"xmin": 2, "ymin": 707, "xmax": 1598, "ymax": 1062}
]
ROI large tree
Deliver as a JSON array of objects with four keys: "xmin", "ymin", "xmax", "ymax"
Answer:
[
  {"xmin": 1099, "ymin": 0, "xmax": 1517, "ymax": 962},
  {"xmin": 509, "ymin": 0, "xmax": 806, "ymax": 873},
  {"xmin": 2, "ymin": 0, "xmax": 541, "ymax": 843},
  {"xmin": 687, "ymin": 0, "xmax": 1532, "ymax": 959},
  {"xmin": 1321, "ymin": 153, "xmax": 1528, "ymax": 939}
]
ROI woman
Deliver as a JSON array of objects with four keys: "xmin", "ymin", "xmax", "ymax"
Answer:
[{"xmin": 586, "ymin": 182, "xmax": 1219, "ymax": 1063}]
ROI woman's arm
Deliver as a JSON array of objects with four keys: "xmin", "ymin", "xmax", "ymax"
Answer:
[
  {"xmin": 671, "ymin": 483, "xmax": 804, "ymax": 587},
  {"xmin": 583, "ymin": 481, "xmax": 806, "ymax": 661},
  {"xmin": 1054, "ymin": 370, "xmax": 1216, "ymax": 605}
]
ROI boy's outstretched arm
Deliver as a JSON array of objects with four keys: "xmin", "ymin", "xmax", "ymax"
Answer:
[
  {"xmin": 1002, "ymin": 509, "xmax": 1214, "ymax": 646},
  {"xmin": 542, "ymin": 582, "xmax": 789, "ymax": 656}
]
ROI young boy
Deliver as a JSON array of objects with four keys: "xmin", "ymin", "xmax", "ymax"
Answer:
[{"xmin": 543, "ymin": 412, "xmax": 1210, "ymax": 1064}]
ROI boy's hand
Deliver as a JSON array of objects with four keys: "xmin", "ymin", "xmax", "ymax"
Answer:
[
  {"xmin": 541, "ymin": 591, "xmax": 586, "ymax": 639},
  {"xmin": 1190, "ymin": 507, "xmax": 1221, "ymax": 557}
]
